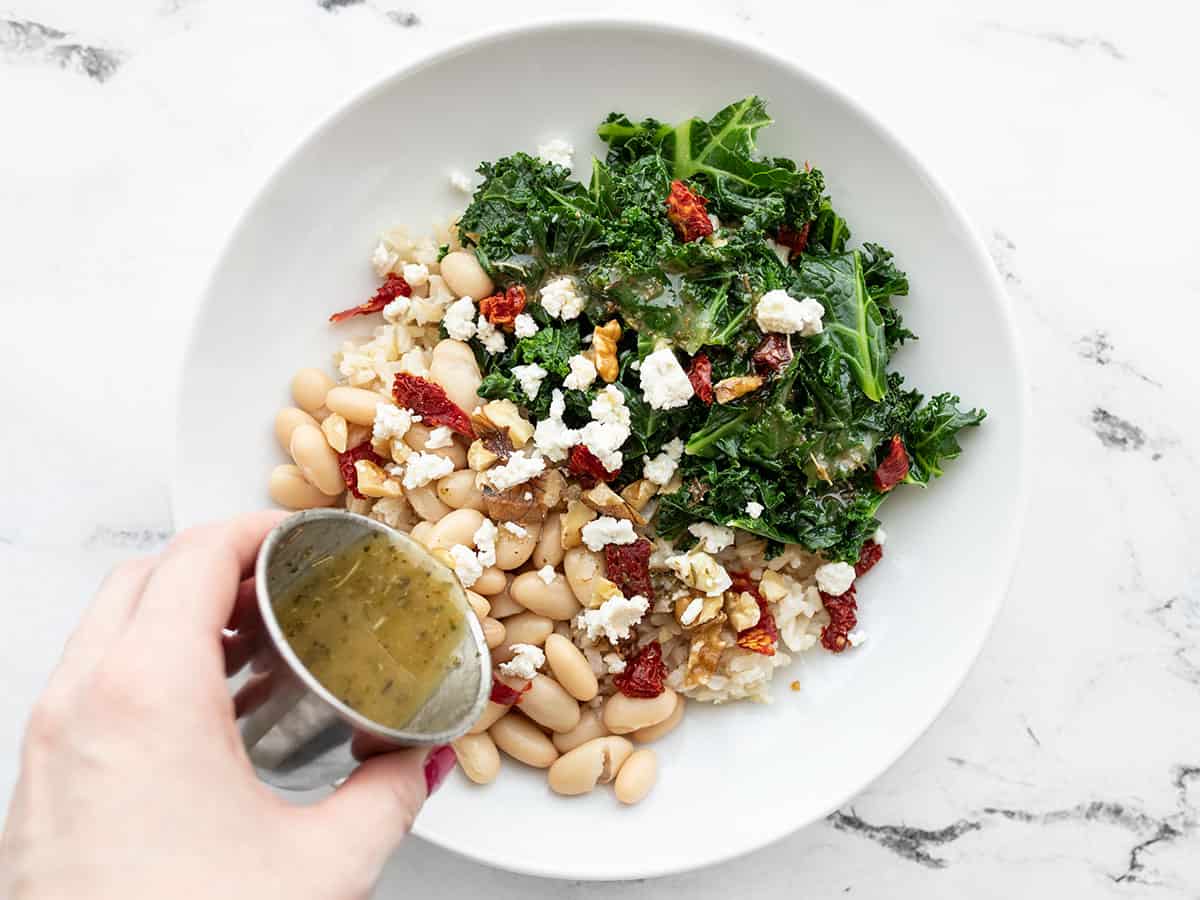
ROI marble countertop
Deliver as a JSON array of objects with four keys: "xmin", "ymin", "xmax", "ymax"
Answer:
[{"xmin": 2, "ymin": 0, "xmax": 1198, "ymax": 895}]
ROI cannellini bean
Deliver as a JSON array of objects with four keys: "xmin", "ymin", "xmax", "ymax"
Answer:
[
  {"xmin": 429, "ymin": 508, "xmax": 486, "ymax": 550},
  {"xmin": 614, "ymin": 748, "xmax": 657, "ymax": 804},
  {"xmin": 552, "ymin": 708, "xmax": 609, "ymax": 754},
  {"xmin": 408, "ymin": 520, "xmax": 435, "ymax": 547},
  {"xmin": 562, "ymin": 547, "xmax": 606, "ymax": 609},
  {"xmin": 532, "ymin": 513, "xmax": 564, "ymax": 569},
  {"xmin": 324, "ymin": 386, "xmax": 386, "ymax": 426},
  {"xmin": 405, "ymin": 423, "xmax": 467, "ymax": 468},
  {"xmin": 439, "ymin": 250, "xmax": 495, "ymax": 300},
  {"xmin": 437, "ymin": 469, "xmax": 485, "ymax": 511},
  {"xmin": 404, "ymin": 483, "xmax": 451, "ymax": 523},
  {"xmin": 288, "ymin": 424, "xmax": 344, "ymax": 495},
  {"xmin": 429, "ymin": 339, "xmax": 483, "ymax": 414},
  {"xmin": 291, "ymin": 368, "xmax": 334, "ymax": 413},
  {"xmin": 631, "ymin": 694, "xmax": 685, "ymax": 744},
  {"xmin": 495, "ymin": 521, "xmax": 540, "ymax": 571},
  {"xmin": 472, "ymin": 566, "xmax": 506, "ymax": 596},
  {"xmin": 274, "ymin": 407, "xmax": 320, "ymax": 451},
  {"xmin": 543, "ymin": 634, "xmax": 598, "ymax": 702},
  {"xmin": 519, "ymin": 675, "xmax": 580, "ymax": 734},
  {"xmin": 453, "ymin": 733, "xmax": 500, "ymax": 785},
  {"xmin": 469, "ymin": 701, "xmax": 509, "ymax": 735},
  {"xmin": 486, "ymin": 578, "xmax": 524, "ymax": 618},
  {"xmin": 268, "ymin": 464, "xmax": 337, "ymax": 510},
  {"xmin": 547, "ymin": 736, "xmax": 633, "ymax": 796},
  {"xmin": 481, "ymin": 617, "xmax": 505, "ymax": 649},
  {"xmin": 603, "ymin": 689, "xmax": 678, "ymax": 735},
  {"xmin": 491, "ymin": 612, "xmax": 553, "ymax": 663},
  {"xmin": 465, "ymin": 590, "xmax": 491, "ymax": 619},
  {"xmin": 489, "ymin": 714, "xmax": 558, "ymax": 768},
  {"xmin": 510, "ymin": 571, "xmax": 581, "ymax": 621}
]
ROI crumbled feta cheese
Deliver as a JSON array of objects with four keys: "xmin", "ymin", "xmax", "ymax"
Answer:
[
  {"xmin": 536, "ymin": 138, "xmax": 575, "ymax": 170},
  {"xmin": 666, "ymin": 551, "xmax": 732, "ymax": 597},
  {"xmin": 449, "ymin": 170, "xmax": 473, "ymax": 193},
  {"xmin": 382, "ymin": 295, "xmax": 412, "ymax": 323},
  {"xmin": 538, "ymin": 276, "xmax": 584, "ymax": 320},
  {"xmin": 603, "ymin": 652, "xmax": 627, "ymax": 674},
  {"xmin": 482, "ymin": 450, "xmax": 545, "ymax": 491},
  {"xmin": 814, "ymin": 561, "xmax": 856, "ymax": 596},
  {"xmin": 533, "ymin": 389, "xmax": 581, "ymax": 461},
  {"xmin": 536, "ymin": 565, "xmax": 557, "ymax": 585},
  {"xmin": 707, "ymin": 213, "xmax": 720, "ymax": 232},
  {"xmin": 499, "ymin": 643, "xmax": 546, "ymax": 680},
  {"xmin": 643, "ymin": 437, "xmax": 684, "ymax": 486},
  {"xmin": 371, "ymin": 241, "xmax": 399, "ymax": 277},
  {"xmin": 401, "ymin": 262, "xmax": 429, "ymax": 289},
  {"xmin": 577, "ymin": 592, "xmax": 650, "ymax": 644},
  {"xmin": 425, "ymin": 426, "xmax": 454, "ymax": 449},
  {"xmin": 513, "ymin": 313, "xmax": 539, "ymax": 338},
  {"xmin": 639, "ymin": 348, "xmax": 694, "ymax": 410},
  {"xmin": 513, "ymin": 363, "xmax": 549, "ymax": 402},
  {"xmin": 679, "ymin": 596, "xmax": 704, "ymax": 626},
  {"xmin": 372, "ymin": 404, "xmax": 415, "ymax": 443},
  {"xmin": 766, "ymin": 238, "xmax": 791, "ymax": 267},
  {"xmin": 755, "ymin": 289, "xmax": 825, "ymax": 336},
  {"xmin": 472, "ymin": 519, "xmax": 498, "ymax": 568},
  {"xmin": 475, "ymin": 314, "xmax": 507, "ymax": 354},
  {"xmin": 563, "ymin": 353, "xmax": 597, "ymax": 391},
  {"xmin": 873, "ymin": 526, "xmax": 887, "ymax": 546},
  {"xmin": 397, "ymin": 347, "xmax": 430, "ymax": 377},
  {"xmin": 581, "ymin": 516, "xmax": 638, "ymax": 552},
  {"xmin": 443, "ymin": 296, "xmax": 477, "ymax": 341},
  {"xmin": 688, "ymin": 522, "xmax": 735, "ymax": 553},
  {"xmin": 847, "ymin": 629, "xmax": 867, "ymax": 647},
  {"xmin": 579, "ymin": 385, "xmax": 631, "ymax": 470},
  {"xmin": 448, "ymin": 543, "xmax": 483, "ymax": 587},
  {"xmin": 502, "ymin": 521, "xmax": 528, "ymax": 538},
  {"xmin": 401, "ymin": 451, "xmax": 454, "ymax": 489}
]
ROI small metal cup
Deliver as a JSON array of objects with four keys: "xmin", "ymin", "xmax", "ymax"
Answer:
[{"xmin": 227, "ymin": 509, "xmax": 491, "ymax": 790}]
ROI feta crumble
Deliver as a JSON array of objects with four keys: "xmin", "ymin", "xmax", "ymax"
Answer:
[
  {"xmin": 639, "ymin": 348, "xmax": 694, "ymax": 410},
  {"xmin": 536, "ymin": 565, "xmax": 557, "ymax": 585},
  {"xmin": 401, "ymin": 451, "xmax": 454, "ymax": 489},
  {"xmin": 425, "ymin": 426, "xmax": 454, "ymax": 449},
  {"xmin": 513, "ymin": 313, "xmax": 539, "ymax": 338},
  {"xmin": 563, "ymin": 353, "xmax": 597, "ymax": 391},
  {"xmin": 443, "ymin": 296, "xmax": 477, "ymax": 341},
  {"xmin": 482, "ymin": 450, "xmax": 545, "ymax": 491},
  {"xmin": 449, "ymin": 170, "xmax": 473, "ymax": 193},
  {"xmin": 643, "ymin": 437, "xmax": 684, "ymax": 485},
  {"xmin": 745, "ymin": 500, "xmax": 765, "ymax": 519},
  {"xmin": 666, "ymin": 551, "xmax": 732, "ymax": 597},
  {"xmin": 371, "ymin": 241, "xmax": 398, "ymax": 277},
  {"xmin": 448, "ymin": 543, "xmax": 483, "ymax": 587},
  {"xmin": 382, "ymin": 295, "xmax": 412, "ymax": 324},
  {"xmin": 401, "ymin": 262, "xmax": 429, "ymax": 288},
  {"xmin": 372, "ymin": 404, "xmax": 415, "ymax": 443},
  {"xmin": 577, "ymin": 592, "xmax": 650, "ymax": 644},
  {"xmin": 502, "ymin": 521, "xmax": 528, "ymax": 538},
  {"xmin": 755, "ymin": 289, "xmax": 825, "ymax": 336},
  {"xmin": 873, "ymin": 526, "xmax": 887, "ymax": 546},
  {"xmin": 536, "ymin": 138, "xmax": 575, "ymax": 170},
  {"xmin": 499, "ymin": 643, "xmax": 546, "ymax": 680},
  {"xmin": 581, "ymin": 516, "xmax": 638, "ymax": 552},
  {"xmin": 475, "ymin": 314, "xmax": 507, "ymax": 354},
  {"xmin": 579, "ymin": 384, "xmax": 631, "ymax": 470},
  {"xmin": 814, "ymin": 561, "xmax": 856, "ymax": 596},
  {"xmin": 603, "ymin": 652, "xmax": 627, "ymax": 674},
  {"xmin": 688, "ymin": 522, "xmax": 735, "ymax": 553},
  {"xmin": 538, "ymin": 276, "xmax": 584, "ymax": 320},
  {"xmin": 472, "ymin": 519, "xmax": 498, "ymax": 568},
  {"xmin": 513, "ymin": 363, "xmax": 549, "ymax": 402}
]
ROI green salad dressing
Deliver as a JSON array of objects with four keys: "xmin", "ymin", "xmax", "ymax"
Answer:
[{"xmin": 272, "ymin": 533, "xmax": 464, "ymax": 730}]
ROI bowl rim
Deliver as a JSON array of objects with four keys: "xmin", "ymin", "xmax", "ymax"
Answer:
[{"xmin": 173, "ymin": 14, "xmax": 1031, "ymax": 881}]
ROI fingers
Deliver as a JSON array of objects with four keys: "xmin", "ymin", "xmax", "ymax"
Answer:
[{"xmin": 305, "ymin": 746, "xmax": 455, "ymax": 876}]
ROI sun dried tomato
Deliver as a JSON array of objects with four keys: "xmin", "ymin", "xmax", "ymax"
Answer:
[
  {"xmin": 567, "ymin": 444, "xmax": 619, "ymax": 488},
  {"xmin": 775, "ymin": 222, "xmax": 811, "ymax": 259},
  {"xmin": 392, "ymin": 373, "xmax": 475, "ymax": 438},
  {"xmin": 687, "ymin": 353, "xmax": 714, "ymax": 405},
  {"xmin": 337, "ymin": 442, "xmax": 388, "ymax": 499},
  {"xmin": 329, "ymin": 272, "xmax": 411, "ymax": 323},
  {"xmin": 604, "ymin": 538, "xmax": 654, "ymax": 600},
  {"xmin": 478, "ymin": 284, "xmax": 527, "ymax": 330},
  {"xmin": 855, "ymin": 540, "xmax": 883, "ymax": 577},
  {"xmin": 489, "ymin": 680, "xmax": 529, "ymax": 706},
  {"xmin": 665, "ymin": 180, "xmax": 714, "ymax": 243},
  {"xmin": 819, "ymin": 586, "xmax": 858, "ymax": 653},
  {"xmin": 613, "ymin": 641, "xmax": 668, "ymax": 698},
  {"xmin": 736, "ymin": 596, "xmax": 779, "ymax": 656},
  {"xmin": 873, "ymin": 435, "xmax": 910, "ymax": 492},
  {"xmin": 752, "ymin": 333, "xmax": 793, "ymax": 376}
]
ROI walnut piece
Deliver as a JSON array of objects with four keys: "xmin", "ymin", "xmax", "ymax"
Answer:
[
  {"xmin": 592, "ymin": 319, "xmax": 622, "ymax": 383},
  {"xmin": 354, "ymin": 460, "xmax": 402, "ymax": 498},
  {"xmin": 560, "ymin": 499, "xmax": 597, "ymax": 550},
  {"xmin": 674, "ymin": 594, "xmax": 723, "ymax": 628},
  {"xmin": 682, "ymin": 615, "xmax": 729, "ymax": 689},
  {"xmin": 714, "ymin": 375, "xmax": 764, "ymax": 404},
  {"xmin": 479, "ymin": 399, "xmax": 534, "ymax": 447},
  {"xmin": 320, "ymin": 413, "xmax": 349, "ymax": 453},
  {"xmin": 725, "ymin": 590, "xmax": 761, "ymax": 632},
  {"xmin": 620, "ymin": 478, "xmax": 658, "ymax": 513},
  {"xmin": 582, "ymin": 482, "xmax": 648, "ymax": 526}
]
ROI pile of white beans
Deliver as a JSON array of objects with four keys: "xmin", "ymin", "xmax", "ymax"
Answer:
[{"xmin": 265, "ymin": 249, "xmax": 682, "ymax": 805}]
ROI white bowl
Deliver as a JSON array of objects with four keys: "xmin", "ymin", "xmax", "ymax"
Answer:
[{"xmin": 173, "ymin": 19, "xmax": 1028, "ymax": 882}]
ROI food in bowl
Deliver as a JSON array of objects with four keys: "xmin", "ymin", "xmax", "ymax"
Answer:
[{"xmin": 265, "ymin": 97, "xmax": 984, "ymax": 804}]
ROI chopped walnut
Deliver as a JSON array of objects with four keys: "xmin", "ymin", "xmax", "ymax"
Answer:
[
  {"xmin": 620, "ymin": 478, "xmax": 658, "ymax": 513},
  {"xmin": 714, "ymin": 375, "xmax": 764, "ymax": 404},
  {"xmin": 476, "ymin": 399, "xmax": 534, "ymax": 448},
  {"xmin": 674, "ymin": 594, "xmax": 723, "ymax": 628},
  {"xmin": 592, "ymin": 319, "xmax": 622, "ymax": 383},
  {"xmin": 482, "ymin": 469, "xmax": 562, "ymax": 524},
  {"xmin": 682, "ymin": 615, "xmax": 729, "ymax": 689},
  {"xmin": 354, "ymin": 460, "xmax": 402, "ymax": 498},
  {"xmin": 590, "ymin": 577, "xmax": 624, "ymax": 610},
  {"xmin": 582, "ymin": 482, "xmax": 648, "ymax": 525},
  {"xmin": 725, "ymin": 590, "xmax": 762, "ymax": 632},
  {"xmin": 320, "ymin": 413, "xmax": 349, "ymax": 453},
  {"xmin": 468, "ymin": 439, "xmax": 499, "ymax": 471},
  {"xmin": 560, "ymin": 499, "xmax": 597, "ymax": 550}
]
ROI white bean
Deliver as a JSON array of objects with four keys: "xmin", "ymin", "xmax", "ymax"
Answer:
[
  {"xmin": 268, "ymin": 464, "xmax": 337, "ymax": 510},
  {"xmin": 439, "ymin": 250, "xmax": 494, "ymax": 300},
  {"xmin": 291, "ymin": 368, "xmax": 334, "ymax": 413},
  {"xmin": 603, "ymin": 689, "xmax": 678, "ymax": 735},
  {"xmin": 552, "ymin": 708, "xmax": 609, "ymax": 754},
  {"xmin": 429, "ymin": 508, "xmax": 486, "ymax": 550},
  {"xmin": 469, "ymin": 701, "xmax": 509, "ymax": 735},
  {"xmin": 481, "ymin": 617, "xmax": 505, "ymax": 649},
  {"xmin": 325, "ymin": 386, "xmax": 386, "ymax": 426},
  {"xmin": 518, "ymin": 675, "xmax": 580, "ymax": 734},
  {"xmin": 489, "ymin": 714, "xmax": 558, "ymax": 768},
  {"xmin": 563, "ymin": 547, "xmax": 606, "ymax": 608},
  {"xmin": 405, "ymin": 422, "xmax": 467, "ymax": 468},
  {"xmin": 491, "ymin": 612, "xmax": 553, "ymax": 663},
  {"xmin": 465, "ymin": 589, "xmax": 491, "ymax": 619},
  {"xmin": 288, "ymin": 424, "xmax": 344, "ymax": 495},
  {"xmin": 437, "ymin": 469, "xmax": 485, "ymax": 511},
  {"xmin": 547, "ymin": 736, "xmax": 633, "ymax": 797},
  {"xmin": 510, "ymin": 571, "xmax": 580, "ymax": 621},
  {"xmin": 408, "ymin": 520, "xmax": 435, "ymax": 547},
  {"xmin": 532, "ymin": 513, "xmax": 564, "ymax": 569},
  {"xmin": 453, "ymin": 733, "xmax": 500, "ymax": 785},
  {"xmin": 404, "ymin": 483, "xmax": 451, "ymax": 523},
  {"xmin": 429, "ymin": 339, "xmax": 483, "ymax": 414},
  {"xmin": 543, "ymin": 634, "xmax": 598, "ymax": 702},
  {"xmin": 486, "ymin": 577, "xmax": 524, "ymax": 618},
  {"xmin": 613, "ymin": 748, "xmax": 657, "ymax": 804},
  {"xmin": 495, "ymin": 521, "xmax": 540, "ymax": 571},
  {"xmin": 631, "ymin": 694, "xmax": 685, "ymax": 744},
  {"xmin": 472, "ymin": 566, "xmax": 506, "ymax": 596},
  {"xmin": 274, "ymin": 407, "xmax": 320, "ymax": 451}
]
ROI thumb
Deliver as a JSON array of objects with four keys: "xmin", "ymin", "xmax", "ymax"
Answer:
[{"xmin": 308, "ymin": 745, "xmax": 457, "ymax": 873}]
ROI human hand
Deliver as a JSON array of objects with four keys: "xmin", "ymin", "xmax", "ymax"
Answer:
[{"xmin": 0, "ymin": 511, "xmax": 456, "ymax": 900}]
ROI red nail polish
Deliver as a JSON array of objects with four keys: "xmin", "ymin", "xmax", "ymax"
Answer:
[{"xmin": 424, "ymin": 745, "xmax": 456, "ymax": 796}]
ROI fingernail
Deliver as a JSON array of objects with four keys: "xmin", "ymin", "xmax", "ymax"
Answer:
[{"xmin": 424, "ymin": 745, "xmax": 456, "ymax": 796}]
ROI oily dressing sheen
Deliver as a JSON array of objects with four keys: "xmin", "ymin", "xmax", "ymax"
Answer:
[{"xmin": 272, "ymin": 532, "xmax": 464, "ymax": 730}]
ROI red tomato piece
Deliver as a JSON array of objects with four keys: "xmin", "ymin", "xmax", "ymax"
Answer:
[
  {"xmin": 604, "ymin": 538, "xmax": 654, "ymax": 601},
  {"xmin": 567, "ymin": 444, "xmax": 620, "ymax": 489},
  {"xmin": 873, "ymin": 435, "xmax": 910, "ymax": 492},
  {"xmin": 665, "ymin": 180, "xmax": 714, "ymax": 243},
  {"xmin": 687, "ymin": 353, "xmax": 714, "ymax": 405},
  {"xmin": 392, "ymin": 373, "xmax": 475, "ymax": 438},
  {"xmin": 337, "ymin": 442, "xmax": 388, "ymax": 500},
  {"xmin": 329, "ymin": 273, "xmax": 410, "ymax": 323},
  {"xmin": 613, "ymin": 641, "xmax": 667, "ymax": 698}
]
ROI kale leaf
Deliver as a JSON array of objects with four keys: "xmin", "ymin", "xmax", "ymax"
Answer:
[{"xmin": 903, "ymin": 394, "xmax": 986, "ymax": 485}]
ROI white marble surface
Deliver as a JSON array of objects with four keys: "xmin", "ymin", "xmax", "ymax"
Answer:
[{"xmin": 2, "ymin": 0, "xmax": 1199, "ymax": 895}]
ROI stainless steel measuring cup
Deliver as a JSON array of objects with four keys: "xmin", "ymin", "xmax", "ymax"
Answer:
[{"xmin": 226, "ymin": 509, "xmax": 491, "ymax": 790}]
